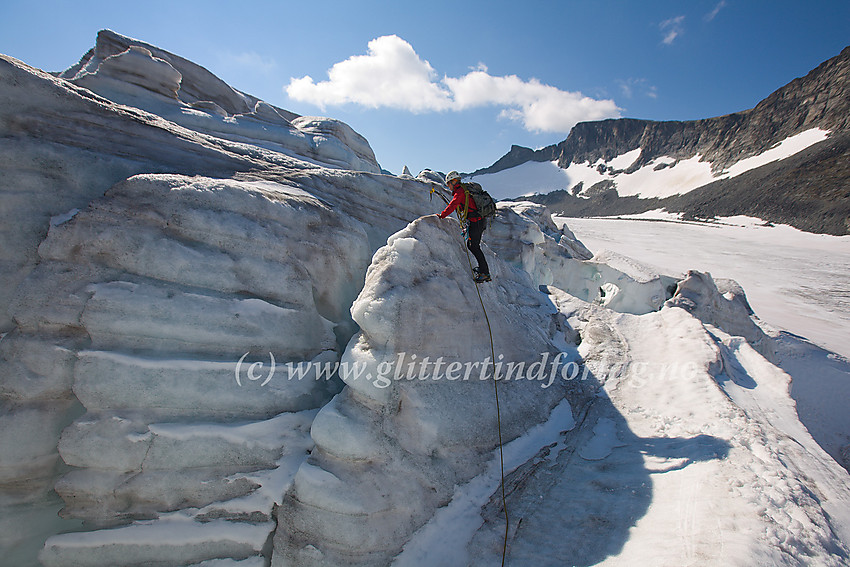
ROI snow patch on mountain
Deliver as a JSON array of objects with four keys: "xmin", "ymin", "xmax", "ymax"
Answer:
[
  {"xmin": 472, "ymin": 128, "xmax": 830, "ymax": 200},
  {"xmin": 724, "ymin": 127, "xmax": 830, "ymax": 177}
]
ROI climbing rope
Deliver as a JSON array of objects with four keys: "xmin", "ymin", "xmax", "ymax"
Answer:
[
  {"xmin": 431, "ymin": 185, "xmax": 509, "ymax": 566},
  {"xmin": 462, "ymin": 235, "xmax": 509, "ymax": 567}
]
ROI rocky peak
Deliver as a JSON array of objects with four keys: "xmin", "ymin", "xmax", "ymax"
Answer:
[{"xmin": 471, "ymin": 144, "xmax": 553, "ymax": 176}]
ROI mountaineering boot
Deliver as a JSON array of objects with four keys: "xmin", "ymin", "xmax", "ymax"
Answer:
[{"xmin": 473, "ymin": 271, "xmax": 492, "ymax": 283}]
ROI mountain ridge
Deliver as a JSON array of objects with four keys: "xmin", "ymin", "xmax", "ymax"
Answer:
[
  {"xmin": 473, "ymin": 45, "xmax": 850, "ymax": 234},
  {"xmin": 476, "ymin": 45, "xmax": 850, "ymax": 176}
]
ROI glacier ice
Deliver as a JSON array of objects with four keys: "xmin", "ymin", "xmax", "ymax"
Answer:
[
  {"xmin": 489, "ymin": 201, "xmax": 678, "ymax": 314},
  {"xmin": 272, "ymin": 215, "xmax": 581, "ymax": 566},
  {"xmin": 1, "ymin": 29, "xmax": 444, "ymax": 564},
  {"xmin": 73, "ymin": 45, "xmax": 184, "ymax": 100},
  {"xmin": 0, "ymin": 29, "xmax": 848, "ymax": 567}
]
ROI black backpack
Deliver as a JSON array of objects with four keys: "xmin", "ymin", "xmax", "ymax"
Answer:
[{"xmin": 462, "ymin": 182, "xmax": 497, "ymax": 221}]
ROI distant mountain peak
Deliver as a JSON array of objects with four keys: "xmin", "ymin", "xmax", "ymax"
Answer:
[{"xmin": 473, "ymin": 45, "xmax": 850, "ymax": 234}]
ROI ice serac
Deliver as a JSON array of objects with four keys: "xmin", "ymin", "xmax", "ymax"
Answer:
[
  {"xmin": 73, "ymin": 45, "xmax": 183, "ymax": 100},
  {"xmin": 4, "ymin": 158, "xmax": 425, "ymax": 548},
  {"xmin": 666, "ymin": 270, "xmax": 775, "ymax": 360},
  {"xmin": 2, "ymin": 174, "xmax": 365, "ymax": 567},
  {"xmin": 272, "ymin": 215, "xmax": 582, "ymax": 566},
  {"xmin": 19, "ymin": 169, "xmax": 435, "ymax": 566},
  {"xmin": 0, "ymin": 30, "xmax": 382, "ymax": 334},
  {"xmin": 2, "ymin": 28, "xmax": 457, "ymax": 567},
  {"xmin": 60, "ymin": 30, "xmax": 381, "ymax": 174},
  {"xmin": 490, "ymin": 202, "xmax": 677, "ymax": 315},
  {"xmin": 60, "ymin": 29, "xmax": 260, "ymax": 116},
  {"xmin": 1, "ymin": 27, "xmax": 442, "ymax": 564}
]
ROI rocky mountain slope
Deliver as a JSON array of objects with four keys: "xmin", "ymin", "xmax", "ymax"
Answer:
[{"xmin": 475, "ymin": 45, "xmax": 850, "ymax": 235}]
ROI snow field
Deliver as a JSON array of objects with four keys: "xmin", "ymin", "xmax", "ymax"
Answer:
[
  {"xmin": 562, "ymin": 213, "xmax": 850, "ymax": 475},
  {"xmin": 561, "ymin": 214, "xmax": 850, "ymax": 360},
  {"xmin": 471, "ymin": 128, "xmax": 831, "ymax": 200}
]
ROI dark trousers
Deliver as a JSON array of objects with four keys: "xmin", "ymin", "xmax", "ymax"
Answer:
[{"xmin": 466, "ymin": 218, "xmax": 489, "ymax": 275}]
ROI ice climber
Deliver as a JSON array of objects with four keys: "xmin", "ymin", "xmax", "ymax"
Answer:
[{"xmin": 439, "ymin": 171, "xmax": 491, "ymax": 283}]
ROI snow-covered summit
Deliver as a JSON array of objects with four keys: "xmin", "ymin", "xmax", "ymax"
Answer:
[{"xmin": 473, "ymin": 128, "xmax": 831, "ymax": 201}]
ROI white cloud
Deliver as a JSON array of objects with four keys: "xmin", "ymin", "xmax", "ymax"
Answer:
[
  {"xmin": 445, "ymin": 71, "xmax": 620, "ymax": 132},
  {"xmin": 285, "ymin": 35, "xmax": 620, "ymax": 134},
  {"xmin": 705, "ymin": 1, "xmax": 727, "ymax": 22},
  {"xmin": 286, "ymin": 35, "xmax": 453, "ymax": 112},
  {"xmin": 660, "ymin": 15, "xmax": 685, "ymax": 45}
]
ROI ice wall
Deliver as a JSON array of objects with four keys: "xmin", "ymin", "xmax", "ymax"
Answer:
[
  {"xmin": 1, "ymin": 36, "xmax": 382, "ymax": 334},
  {"xmin": 490, "ymin": 202, "xmax": 678, "ymax": 314},
  {"xmin": 1, "ymin": 175, "xmax": 362, "ymax": 566},
  {"xmin": 0, "ymin": 33, "xmax": 442, "ymax": 564},
  {"xmin": 272, "ymin": 215, "xmax": 581, "ymax": 566},
  {"xmin": 6, "ymin": 169, "xmax": 438, "ymax": 566}
]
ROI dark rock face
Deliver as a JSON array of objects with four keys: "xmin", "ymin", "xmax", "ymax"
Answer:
[
  {"xmin": 671, "ymin": 131, "xmax": 850, "ymax": 235},
  {"xmin": 471, "ymin": 144, "xmax": 554, "ymax": 176},
  {"xmin": 527, "ymin": 131, "xmax": 850, "ymax": 235},
  {"xmin": 585, "ymin": 179, "xmax": 618, "ymax": 198},
  {"xmin": 480, "ymin": 46, "xmax": 850, "ymax": 234}
]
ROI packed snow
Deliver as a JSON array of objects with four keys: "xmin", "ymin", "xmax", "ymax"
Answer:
[
  {"xmin": 562, "ymin": 214, "xmax": 850, "ymax": 359},
  {"xmin": 562, "ymin": 213, "xmax": 850, "ymax": 483},
  {"xmin": 472, "ymin": 128, "xmax": 831, "ymax": 200},
  {"xmin": 1, "ymin": 29, "xmax": 849, "ymax": 567}
]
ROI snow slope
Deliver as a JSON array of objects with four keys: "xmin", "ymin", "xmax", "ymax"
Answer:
[
  {"xmin": 471, "ymin": 128, "xmax": 831, "ymax": 200},
  {"xmin": 561, "ymin": 213, "xmax": 850, "ymax": 487},
  {"xmin": 562, "ymin": 215, "xmax": 850, "ymax": 360}
]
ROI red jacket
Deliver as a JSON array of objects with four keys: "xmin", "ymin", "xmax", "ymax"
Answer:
[{"xmin": 439, "ymin": 184, "xmax": 481, "ymax": 221}]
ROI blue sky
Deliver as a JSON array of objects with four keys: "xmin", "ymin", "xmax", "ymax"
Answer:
[{"xmin": 2, "ymin": 0, "xmax": 848, "ymax": 175}]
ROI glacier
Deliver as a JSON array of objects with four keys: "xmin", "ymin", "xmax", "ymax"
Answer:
[{"xmin": 1, "ymin": 30, "xmax": 849, "ymax": 567}]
